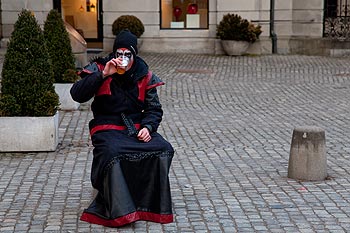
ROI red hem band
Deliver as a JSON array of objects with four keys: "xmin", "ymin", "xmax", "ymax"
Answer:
[{"xmin": 80, "ymin": 211, "xmax": 173, "ymax": 227}]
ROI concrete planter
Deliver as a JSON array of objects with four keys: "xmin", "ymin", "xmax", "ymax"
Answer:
[
  {"xmin": 54, "ymin": 83, "xmax": 80, "ymax": 110},
  {"xmin": 0, "ymin": 112, "xmax": 59, "ymax": 152},
  {"xmin": 221, "ymin": 40, "xmax": 250, "ymax": 56}
]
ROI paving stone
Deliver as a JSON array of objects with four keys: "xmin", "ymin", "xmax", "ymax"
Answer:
[{"xmin": 1, "ymin": 53, "xmax": 350, "ymax": 232}]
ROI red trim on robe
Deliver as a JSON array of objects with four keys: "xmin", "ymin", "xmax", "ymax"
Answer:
[
  {"xmin": 146, "ymin": 82, "xmax": 165, "ymax": 90},
  {"xmin": 96, "ymin": 63, "xmax": 105, "ymax": 72},
  {"xmin": 96, "ymin": 77, "xmax": 113, "ymax": 96},
  {"xmin": 80, "ymin": 211, "xmax": 173, "ymax": 227},
  {"xmin": 137, "ymin": 71, "xmax": 153, "ymax": 102},
  {"xmin": 79, "ymin": 68, "xmax": 92, "ymax": 75},
  {"xmin": 90, "ymin": 124, "xmax": 141, "ymax": 136}
]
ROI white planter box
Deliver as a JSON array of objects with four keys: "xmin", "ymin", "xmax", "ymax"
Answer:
[
  {"xmin": 0, "ymin": 112, "xmax": 59, "ymax": 152},
  {"xmin": 221, "ymin": 40, "xmax": 250, "ymax": 56},
  {"xmin": 54, "ymin": 83, "xmax": 80, "ymax": 110}
]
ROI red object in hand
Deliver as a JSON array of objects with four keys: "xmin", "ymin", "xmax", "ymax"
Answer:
[
  {"xmin": 173, "ymin": 6, "xmax": 182, "ymax": 22},
  {"xmin": 187, "ymin": 4, "xmax": 198, "ymax": 14}
]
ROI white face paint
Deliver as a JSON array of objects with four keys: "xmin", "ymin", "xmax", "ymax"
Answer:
[{"xmin": 115, "ymin": 48, "xmax": 134, "ymax": 71}]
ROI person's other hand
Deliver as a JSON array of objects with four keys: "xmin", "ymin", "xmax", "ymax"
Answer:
[
  {"xmin": 102, "ymin": 58, "xmax": 122, "ymax": 77},
  {"xmin": 137, "ymin": 127, "xmax": 151, "ymax": 142}
]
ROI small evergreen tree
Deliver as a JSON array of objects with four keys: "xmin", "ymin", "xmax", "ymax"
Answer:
[
  {"xmin": 0, "ymin": 9, "xmax": 59, "ymax": 116},
  {"xmin": 112, "ymin": 15, "xmax": 145, "ymax": 38},
  {"xmin": 44, "ymin": 9, "xmax": 78, "ymax": 83}
]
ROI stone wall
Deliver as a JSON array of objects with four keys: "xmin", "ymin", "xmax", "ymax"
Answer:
[
  {"xmin": 0, "ymin": 0, "xmax": 53, "ymax": 47},
  {"xmin": 0, "ymin": 0, "xmax": 87, "ymax": 66},
  {"xmin": 273, "ymin": 0, "xmax": 324, "ymax": 54},
  {"xmin": 103, "ymin": 0, "xmax": 272, "ymax": 55},
  {"xmin": 1, "ymin": 0, "xmax": 347, "ymax": 56}
]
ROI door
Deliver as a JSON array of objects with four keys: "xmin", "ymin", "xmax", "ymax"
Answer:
[{"xmin": 53, "ymin": 0, "xmax": 103, "ymax": 48}]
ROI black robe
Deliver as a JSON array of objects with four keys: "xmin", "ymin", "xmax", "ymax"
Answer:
[{"xmin": 71, "ymin": 55, "xmax": 174, "ymax": 227}]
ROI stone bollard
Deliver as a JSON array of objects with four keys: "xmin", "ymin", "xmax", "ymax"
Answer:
[{"xmin": 288, "ymin": 126, "xmax": 327, "ymax": 181}]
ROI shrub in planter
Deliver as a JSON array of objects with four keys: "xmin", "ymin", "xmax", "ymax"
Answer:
[
  {"xmin": 216, "ymin": 13, "xmax": 262, "ymax": 43},
  {"xmin": 62, "ymin": 68, "xmax": 79, "ymax": 83},
  {"xmin": 112, "ymin": 15, "xmax": 144, "ymax": 38},
  {"xmin": 216, "ymin": 13, "xmax": 262, "ymax": 55},
  {"xmin": 0, "ymin": 9, "xmax": 59, "ymax": 117},
  {"xmin": 44, "ymin": 9, "xmax": 80, "ymax": 110},
  {"xmin": 44, "ymin": 9, "xmax": 78, "ymax": 83},
  {"xmin": 0, "ymin": 10, "xmax": 59, "ymax": 152},
  {"xmin": 53, "ymin": 68, "xmax": 80, "ymax": 110}
]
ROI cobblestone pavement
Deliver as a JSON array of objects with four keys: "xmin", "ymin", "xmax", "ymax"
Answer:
[{"xmin": 1, "ymin": 53, "xmax": 350, "ymax": 232}]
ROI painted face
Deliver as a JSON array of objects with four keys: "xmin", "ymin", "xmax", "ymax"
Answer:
[{"xmin": 115, "ymin": 48, "xmax": 134, "ymax": 71}]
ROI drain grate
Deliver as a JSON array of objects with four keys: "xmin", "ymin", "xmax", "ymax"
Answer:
[
  {"xmin": 176, "ymin": 69, "xmax": 213, "ymax": 74},
  {"xmin": 335, "ymin": 73, "xmax": 350, "ymax": 77}
]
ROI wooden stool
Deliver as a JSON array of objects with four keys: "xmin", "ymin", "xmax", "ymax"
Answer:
[{"xmin": 288, "ymin": 126, "xmax": 327, "ymax": 181}]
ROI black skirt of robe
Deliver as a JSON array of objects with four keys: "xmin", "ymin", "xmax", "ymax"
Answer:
[{"xmin": 80, "ymin": 129, "xmax": 174, "ymax": 227}]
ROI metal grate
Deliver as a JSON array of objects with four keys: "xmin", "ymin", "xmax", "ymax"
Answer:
[{"xmin": 324, "ymin": 0, "xmax": 350, "ymax": 40}]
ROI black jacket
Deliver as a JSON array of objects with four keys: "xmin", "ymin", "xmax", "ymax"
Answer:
[{"xmin": 70, "ymin": 54, "xmax": 164, "ymax": 133}]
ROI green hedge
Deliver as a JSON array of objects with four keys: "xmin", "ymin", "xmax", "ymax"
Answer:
[
  {"xmin": 44, "ymin": 9, "xmax": 78, "ymax": 83},
  {"xmin": 0, "ymin": 10, "xmax": 59, "ymax": 116}
]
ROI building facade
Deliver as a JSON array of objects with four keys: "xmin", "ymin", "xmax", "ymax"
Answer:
[{"xmin": 0, "ymin": 0, "xmax": 349, "ymax": 56}]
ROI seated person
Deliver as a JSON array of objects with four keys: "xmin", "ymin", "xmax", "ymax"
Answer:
[{"xmin": 70, "ymin": 30, "xmax": 174, "ymax": 228}]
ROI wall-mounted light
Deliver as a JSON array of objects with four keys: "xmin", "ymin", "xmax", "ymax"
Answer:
[
  {"xmin": 79, "ymin": 5, "xmax": 84, "ymax": 12},
  {"xmin": 86, "ymin": 0, "xmax": 91, "ymax": 12},
  {"xmin": 90, "ymin": 3, "xmax": 96, "ymax": 12}
]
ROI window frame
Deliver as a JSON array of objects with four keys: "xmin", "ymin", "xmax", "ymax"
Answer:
[{"xmin": 159, "ymin": 0, "xmax": 209, "ymax": 30}]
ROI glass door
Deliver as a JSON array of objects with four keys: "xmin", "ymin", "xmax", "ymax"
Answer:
[{"xmin": 53, "ymin": 0, "xmax": 103, "ymax": 47}]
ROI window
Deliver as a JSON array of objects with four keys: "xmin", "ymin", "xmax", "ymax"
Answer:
[
  {"xmin": 324, "ymin": 0, "xmax": 350, "ymax": 17},
  {"xmin": 161, "ymin": 0, "xmax": 208, "ymax": 29},
  {"xmin": 324, "ymin": 0, "xmax": 350, "ymax": 39}
]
